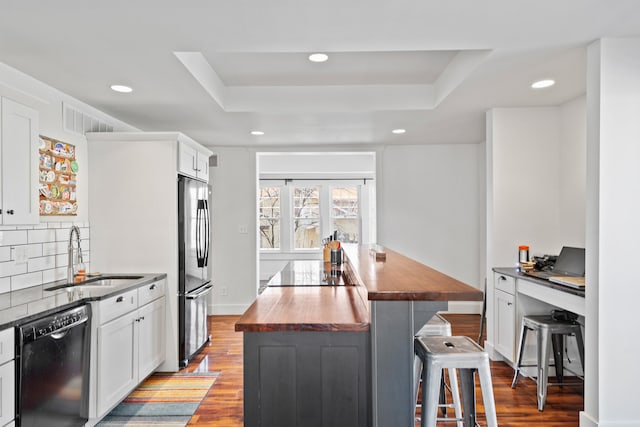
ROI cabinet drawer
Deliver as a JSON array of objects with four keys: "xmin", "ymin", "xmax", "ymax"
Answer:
[
  {"xmin": 138, "ymin": 279, "xmax": 166, "ymax": 306},
  {"xmin": 99, "ymin": 289, "xmax": 138, "ymax": 324},
  {"xmin": 0, "ymin": 328, "xmax": 14, "ymax": 365},
  {"xmin": 495, "ymin": 273, "xmax": 515, "ymax": 294}
]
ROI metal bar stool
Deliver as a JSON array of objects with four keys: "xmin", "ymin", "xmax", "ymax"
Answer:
[
  {"xmin": 415, "ymin": 335, "xmax": 498, "ymax": 427},
  {"xmin": 413, "ymin": 314, "xmax": 463, "ymax": 427},
  {"xmin": 511, "ymin": 314, "xmax": 585, "ymax": 411}
]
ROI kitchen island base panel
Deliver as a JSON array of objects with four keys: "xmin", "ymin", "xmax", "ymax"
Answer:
[
  {"xmin": 370, "ymin": 300, "xmax": 447, "ymax": 427},
  {"xmin": 243, "ymin": 331, "xmax": 371, "ymax": 427}
]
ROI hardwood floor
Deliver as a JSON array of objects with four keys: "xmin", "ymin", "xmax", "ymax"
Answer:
[{"xmin": 183, "ymin": 314, "xmax": 583, "ymax": 426}]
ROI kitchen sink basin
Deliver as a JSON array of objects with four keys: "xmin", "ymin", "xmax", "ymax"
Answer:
[{"xmin": 45, "ymin": 275, "xmax": 144, "ymax": 292}]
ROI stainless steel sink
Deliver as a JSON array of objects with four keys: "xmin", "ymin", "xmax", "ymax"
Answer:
[{"xmin": 45, "ymin": 275, "xmax": 144, "ymax": 291}]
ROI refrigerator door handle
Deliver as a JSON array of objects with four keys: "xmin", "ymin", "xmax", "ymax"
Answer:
[
  {"xmin": 185, "ymin": 283, "xmax": 213, "ymax": 299},
  {"xmin": 203, "ymin": 199, "xmax": 210, "ymax": 267},
  {"xmin": 196, "ymin": 200, "xmax": 205, "ymax": 267}
]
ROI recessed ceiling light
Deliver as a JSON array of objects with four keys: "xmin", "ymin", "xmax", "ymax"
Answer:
[
  {"xmin": 531, "ymin": 79, "xmax": 555, "ymax": 89},
  {"xmin": 392, "ymin": 128, "xmax": 406, "ymax": 134},
  {"xmin": 308, "ymin": 53, "xmax": 329, "ymax": 63},
  {"xmin": 251, "ymin": 130, "xmax": 264, "ymax": 136},
  {"xmin": 110, "ymin": 84, "xmax": 133, "ymax": 93}
]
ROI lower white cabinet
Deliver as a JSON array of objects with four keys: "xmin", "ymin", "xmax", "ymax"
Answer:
[
  {"xmin": 0, "ymin": 327, "xmax": 15, "ymax": 426},
  {"xmin": 94, "ymin": 280, "xmax": 166, "ymax": 418},
  {"xmin": 494, "ymin": 289, "xmax": 515, "ymax": 361},
  {"xmin": 493, "ymin": 273, "xmax": 517, "ymax": 362}
]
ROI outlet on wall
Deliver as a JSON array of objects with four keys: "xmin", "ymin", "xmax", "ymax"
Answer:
[
  {"xmin": 238, "ymin": 225, "xmax": 248, "ymax": 234},
  {"xmin": 221, "ymin": 287, "xmax": 228, "ymax": 296}
]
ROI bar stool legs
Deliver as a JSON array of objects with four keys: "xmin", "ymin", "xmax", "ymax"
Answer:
[
  {"xmin": 512, "ymin": 315, "xmax": 585, "ymax": 412},
  {"xmin": 417, "ymin": 336, "xmax": 498, "ymax": 427}
]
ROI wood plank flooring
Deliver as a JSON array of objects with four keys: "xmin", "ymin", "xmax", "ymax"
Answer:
[{"xmin": 182, "ymin": 314, "xmax": 583, "ymax": 426}]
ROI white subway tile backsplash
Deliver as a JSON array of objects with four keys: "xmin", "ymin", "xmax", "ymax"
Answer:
[
  {"xmin": 0, "ymin": 247, "xmax": 10, "ymax": 262},
  {"xmin": 28, "ymin": 229, "xmax": 56, "ymax": 244},
  {"xmin": 28, "ymin": 255, "xmax": 56, "ymax": 272},
  {"xmin": 43, "ymin": 267, "xmax": 66, "ymax": 283},
  {"xmin": 27, "ymin": 244, "xmax": 43, "ymax": 258},
  {"xmin": 0, "ymin": 230, "xmax": 28, "ymax": 246},
  {"xmin": 0, "ymin": 223, "xmax": 90, "ymax": 292},
  {"xmin": 11, "ymin": 271, "xmax": 43, "ymax": 291},
  {"xmin": 0, "ymin": 305, "xmax": 27, "ymax": 324},
  {"xmin": 0, "ymin": 261, "xmax": 27, "ymax": 278},
  {"xmin": 43, "ymin": 241, "xmax": 67, "ymax": 256},
  {"xmin": 0, "ymin": 278, "xmax": 10, "ymax": 294}
]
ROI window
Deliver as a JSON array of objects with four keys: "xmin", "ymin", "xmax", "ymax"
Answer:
[
  {"xmin": 293, "ymin": 186, "xmax": 320, "ymax": 249},
  {"xmin": 258, "ymin": 180, "xmax": 373, "ymax": 253},
  {"xmin": 259, "ymin": 187, "xmax": 280, "ymax": 249},
  {"xmin": 331, "ymin": 186, "xmax": 359, "ymax": 243}
]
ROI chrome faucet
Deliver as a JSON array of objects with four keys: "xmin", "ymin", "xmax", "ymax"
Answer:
[{"xmin": 67, "ymin": 226, "xmax": 84, "ymax": 283}]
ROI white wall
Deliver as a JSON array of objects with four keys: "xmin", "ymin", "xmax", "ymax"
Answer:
[
  {"xmin": 377, "ymin": 144, "xmax": 484, "ymax": 312},
  {"xmin": 485, "ymin": 102, "xmax": 587, "ymax": 357},
  {"xmin": 0, "ymin": 62, "xmax": 136, "ymax": 224},
  {"xmin": 0, "ymin": 62, "xmax": 136, "ymax": 292},
  {"xmin": 582, "ymin": 38, "xmax": 640, "ymax": 427},
  {"xmin": 559, "ymin": 96, "xmax": 587, "ymax": 247},
  {"xmin": 209, "ymin": 147, "xmax": 257, "ymax": 314},
  {"xmin": 488, "ymin": 107, "xmax": 563, "ymax": 268}
]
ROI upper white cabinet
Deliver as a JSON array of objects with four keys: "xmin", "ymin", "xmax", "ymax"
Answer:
[
  {"xmin": 178, "ymin": 141, "xmax": 210, "ymax": 182},
  {"xmin": 0, "ymin": 97, "xmax": 39, "ymax": 225}
]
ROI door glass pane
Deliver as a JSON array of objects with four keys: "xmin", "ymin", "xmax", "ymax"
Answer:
[
  {"xmin": 259, "ymin": 187, "xmax": 280, "ymax": 249},
  {"xmin": 331, "ymin": 187, "xmax": 359, "ymax": 243},
  {"xmin": 293, "ymin": 187, "xmax": 320, "ymax": 249}
]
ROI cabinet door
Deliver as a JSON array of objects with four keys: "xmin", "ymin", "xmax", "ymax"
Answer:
[
  {"xmin": 494, "ymin": 288, "xmax": 516, "ymax": 362},
  {"xmin": 97, "ymin": 310, "xmax": 139, "ymax": 417},
  {"xmin": 196, "ymin": 152, "xmax": 210, "ymax": 182},
  {"xmin": 178, "ymin": 142, "xmax": 198, "ymax": 179},
  {"xmin": 1, "ymin": 98, "xmax": 39, "ymax": 225},
  {"xmin": 138, "ymin": 296, "xmax": 166, "ymax": 380},
  {"xmin": 0, "ymin": 360, "xmax": 15, "ymax": 426}
]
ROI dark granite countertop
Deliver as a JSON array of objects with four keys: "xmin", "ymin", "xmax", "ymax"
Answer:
[
  {"xmin": 0, "ymin": 273, "xmax": 166, "ymax": 329},
  {"xmin": 493, "ymin": 267, "xmax": 585, "ymax": 297}
]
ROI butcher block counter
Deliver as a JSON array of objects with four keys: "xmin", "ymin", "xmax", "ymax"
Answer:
[{"xmin": 236, "ymin": 245, "xmax": 482, "ymax": 427}]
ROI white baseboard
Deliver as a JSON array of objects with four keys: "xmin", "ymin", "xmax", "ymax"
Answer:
[
  {"xmin": 210, "ymin": 303, "xmax": 250, "ymax": 315},
  {"xmin": 580, "ymin": 411, "xmax": 598, "ymax": 427}
]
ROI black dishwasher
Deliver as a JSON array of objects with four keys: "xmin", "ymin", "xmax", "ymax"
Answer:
[{"xmin": 16, "ymin": 304, "xmax": 91, "ymax": 427}]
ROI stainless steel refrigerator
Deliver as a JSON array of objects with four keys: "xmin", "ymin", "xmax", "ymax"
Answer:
[{"xmin": 178, "ymin": 175, "xmax": 213, "ymax": 367}]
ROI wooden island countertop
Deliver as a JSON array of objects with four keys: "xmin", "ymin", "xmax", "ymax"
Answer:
[{"xmin": 235, "ymin": 245, "xmax": 481, "ymax": 333}]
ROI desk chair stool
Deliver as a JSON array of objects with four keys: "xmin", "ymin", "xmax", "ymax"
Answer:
[{"xmin": 511, "ymin": 314, "xmax": 585, "ymax": 411}]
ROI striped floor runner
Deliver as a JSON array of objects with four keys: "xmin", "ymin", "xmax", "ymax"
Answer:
[{"xmin": 97, "ymin": 371, "xmax": 219, "ymax": 426}]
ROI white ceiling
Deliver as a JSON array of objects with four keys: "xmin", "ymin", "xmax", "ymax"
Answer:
[{"xmin": 1, "ymin": 0, "xmax": 640, "ymax": 149}]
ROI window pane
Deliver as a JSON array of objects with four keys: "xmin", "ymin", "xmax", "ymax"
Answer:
[
  {"xmin": 293, "ymin": 218, "xmax": 320, "ymax": 249},
  {"xmin": 294, "ymin": 187, "xmax": 320, "ymax": 249},
  {"xmin": 259, "ymin": 187, "xmax": 280, "ymax": 249},
  {"xmin": 332, "ymin": 187, "xmax": 359, "ymax": 243}
]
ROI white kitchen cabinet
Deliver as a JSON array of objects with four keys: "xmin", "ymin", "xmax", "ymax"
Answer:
[
  {"xmin": 138, "ymin": 296, "xmax": 166, "ymax": 380},
  {"xmin": 178, "ymin": 141, "xmax": 210, "ymax": 182},
  {"xmin": 493, "ymin": 273, "xmax": 516, "ymax": 362},
  {"xmin": 93, "ymin": 279, "xmax": 166, "ymax": 418},
  {"xmin": 0, "ymin": 327, "xmax": 15, "ymax": 426},
  {"xmin": 96, "ymin": 309, "xmax": 139, "ymax": 416},
  {"xmin": 0, "ymin": 97, "xmax": 39, "ymax": 225}
]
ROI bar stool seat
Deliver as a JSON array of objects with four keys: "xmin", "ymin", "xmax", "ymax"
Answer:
[
  {"xmin": 415, "ymin": 335, "xmax": 498, "ymax": 427},
  {"xmin": 413, "ymin": 314, "xmax": 463, "ymax": 427},
  {"xmin": 511, "ymin": 314, "xmax": 585, "ymax": 411}
]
